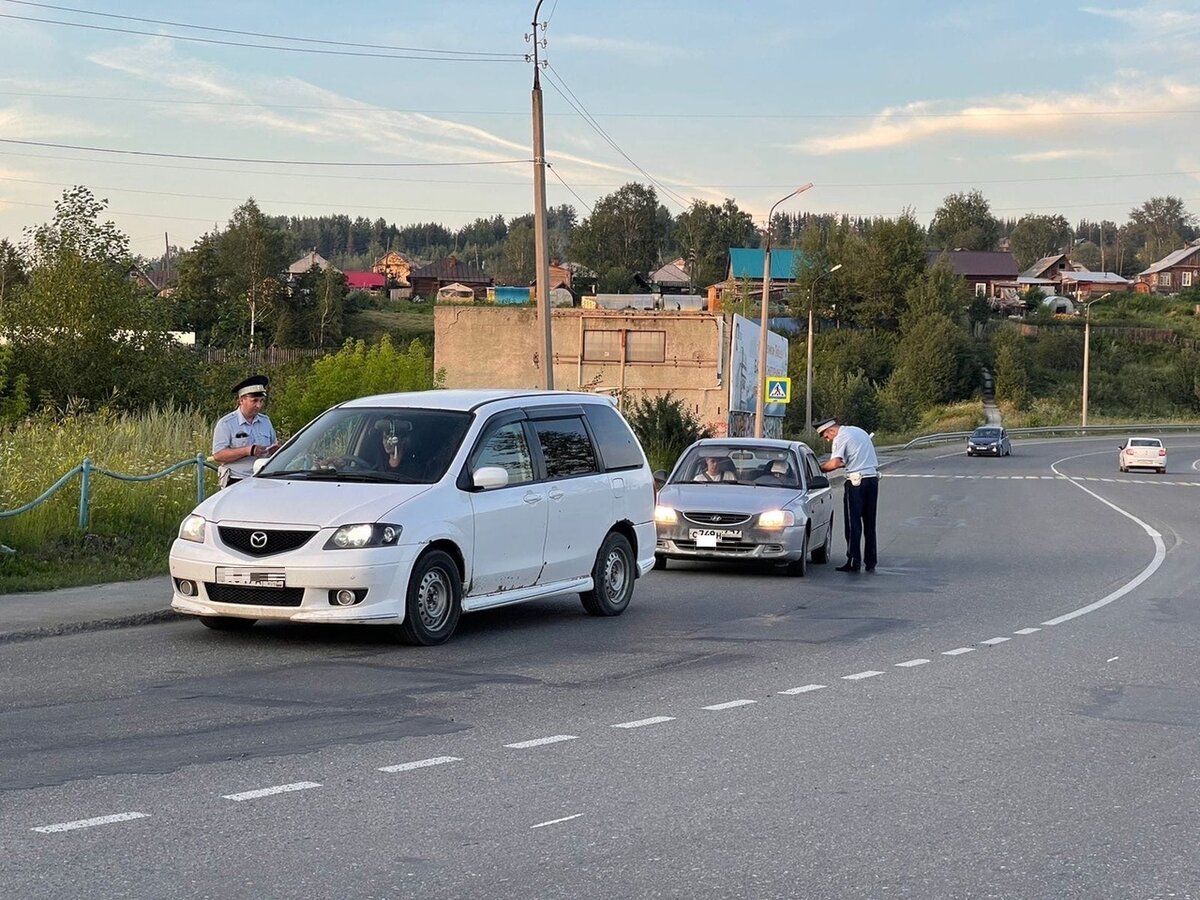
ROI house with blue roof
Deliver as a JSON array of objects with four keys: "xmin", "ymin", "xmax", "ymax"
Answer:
[{"xmin": 711, "ymin": 248, "xmax": 809, "ymax": 312}]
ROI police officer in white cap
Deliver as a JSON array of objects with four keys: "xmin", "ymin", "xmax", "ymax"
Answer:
[
  {"xmin": 816, "ymin": 417, "xmax": 880, "ymax": 572},
  {"xmin": 212, "ymin": 374, "xmax": 279, "ymax": 488}
]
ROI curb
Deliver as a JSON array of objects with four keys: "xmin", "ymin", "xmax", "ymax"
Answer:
[{"xmin": 0, "ymin": 609, "xmax": 183, "ymax": 645}]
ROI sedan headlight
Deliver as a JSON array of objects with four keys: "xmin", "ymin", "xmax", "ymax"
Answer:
[
  {"xmin": 654, "ymin": 505, "xmax": 678, "ymax": 525},
  {"xmin": 324, "ymin": 523, "xmax": 402, "ymax": 550},
  {"xmin": 757, "ymin": 509, "xmax": 795, "ymax": 530},
  {"xmin": 179, "ymin": 514, "xmax": 207, "ymax": 543}
]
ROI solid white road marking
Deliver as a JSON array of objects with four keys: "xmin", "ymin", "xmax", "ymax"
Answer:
[
  {"xmin": 378, "ymin": 756, "xmax": 460, "ymax": 773},
  {"xmin": 222, "ymin": 782, "xmax": 321, "ymax": 802},
  {"xmin": 981, "ymin": 637, "xmax": 1011, "ymax": 645},
  {"xmin": 31, "ymin": 812, "xmax": 148, "ymax": 834},
  {"xmin": 895, "ymin": 658, "xmax": 930, "ymax": 667},
  {"xmin": 942, "ymin": 648, "xmax": 974, "ymax": 656},
  {"xmin": 505, "ymin": 735, "xmax": 578, "ymax": 749},
  {"xmin": 779, "ymin": 684, "xmax": 827, "ymax": 695},
  {"xmin": 1014, "ymin": 627, "xmax": 1041, "ymax": 635},
  {"xmin": 842, "ymin": 670, "xmax": 884, "ymax": 681},
  {"xmin": 530, "ymin": 813, "xmax": 583, "ymax": 829},
  {"xmin": 703, "ymin": 699, "xmax": 757, "ymax": 710},
  {"xmin": 1107, "ymin": 656, "xmax": 1120, "ymax": 662},
  {"xmin": 612, "ymin": 716, "xmax": 675, "ymax": 729}
]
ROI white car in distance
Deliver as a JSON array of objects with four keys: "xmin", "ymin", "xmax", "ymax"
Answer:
[
  {"xmin": 1118, "ymin": 437, "xmax": 1167, "ymax": 474},
  {"xmin": 170, "ymin": 390, "xmax": 657, "ymax": 645}
]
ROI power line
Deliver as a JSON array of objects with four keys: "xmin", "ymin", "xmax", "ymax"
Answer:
[
  {"xmin": 0, "ymin": 12, "xmax": 522, "ymax": 63},
  {"xmin": 3, "ymin": 0, "xmax": 524, "ymax": 57},
  {"xmin": 0, "ymin": 138, "xmax": 531, "ymax": 168},
  {"xmin": 542, "ymin": 64, "xmax": 691, "ymax": 210},
  {"xmin": 0, "ymin": 196, "xmax": 225, "ymax": 223},
  {"xmin": 546, "ymin": 163, "xmax": 593, "ymax": 215}
]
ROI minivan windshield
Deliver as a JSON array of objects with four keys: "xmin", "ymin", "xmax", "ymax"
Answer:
[{"xmin": 259, "ymin": 407, "xmax": 472, "ymax": 484}]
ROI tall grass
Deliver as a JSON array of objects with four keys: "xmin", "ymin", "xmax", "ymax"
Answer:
[{"xmin": 0, "ymin": 404, "xmax": 214, "ymax": 592}]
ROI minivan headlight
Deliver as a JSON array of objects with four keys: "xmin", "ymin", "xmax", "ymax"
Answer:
[
  {"xmin": 758, "ymin": 509, "xmax": 795, "ymax": 530},
  {"xmin": 324, "ymin": 523, "xmax": 402, "ymax": 550},
  {"xmin": 654, "ymin": 505, "xmax": 678, "ymax": 525},
  {"xmin": 179, "ymin": 514, "xmax": 207, "ymax": 543}
]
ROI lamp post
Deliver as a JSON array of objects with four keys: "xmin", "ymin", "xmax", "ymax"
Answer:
[
  {"xmin": 754, "ymin": 183, "xmax": 813, "ymax": 437},
  {"xmin": 1080, "ymin": 291, "xmax": 1111, "ymax": 427},
  {"xmin": 805, "ymin": 263, "xmax": 842, "ymax": 433}
]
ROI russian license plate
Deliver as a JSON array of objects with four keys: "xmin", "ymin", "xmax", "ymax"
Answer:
[
  {"xmin": 689, "ymin": 528, "xmax": 741, "ymax": 547},
  {"xmin": 216, "ymin": 567, "xmax": 286, "ymax": 588}
]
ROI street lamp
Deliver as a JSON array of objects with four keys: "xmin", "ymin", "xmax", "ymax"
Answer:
[
  {"xmin": 1081, "ymin": 291, "xmax": 1111, "ymax": 427},
  {"xmin": 754, "ymin": 183, "xmax": 813, "ymax": 437},
  {"xmin": 805, "ymin": 263, "xmax": 842, "ymax": 433}
]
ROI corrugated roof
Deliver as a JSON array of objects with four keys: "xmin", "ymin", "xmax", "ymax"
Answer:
[
  {"xmin": 652, "ymin": 261, "xmax": 690, "ymax": 285},
  {"xmin": 1021, "ymin": 254, "xmax": 1067, "ymax": 278},
  {"xmin": 1060, "ymin": 271, "xmax": 1131, "ymax": 285},
  {"xmin": 729, "ymin": 248, "xmax": 805, "ymax": 280},
  {"xmin": 1139, "ymin": 241, "xmax": 1200, "ymax": 275},
  {"xmin": 927, "ymin": 250, "xmax": 1019, "ymax": 278},
  {"xmin": 410, "ymin": 256, "xmax": 490, "ymax": 282}
]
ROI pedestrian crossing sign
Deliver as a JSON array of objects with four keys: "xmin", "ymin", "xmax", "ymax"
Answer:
[{"xmin": 765, "ymin": 376, "xmax": 791, "ymax": 403}]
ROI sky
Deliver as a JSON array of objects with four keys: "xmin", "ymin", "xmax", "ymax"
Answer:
[{"xmin": 0, "ymin": 0, "xmax": 1198, "ymax": 258}]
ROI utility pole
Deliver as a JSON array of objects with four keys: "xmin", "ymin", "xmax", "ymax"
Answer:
[{"xmin": 528, "ymin": 1, "xmax": 554, "ymax": 389}]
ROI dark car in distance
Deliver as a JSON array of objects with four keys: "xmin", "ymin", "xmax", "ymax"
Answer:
[{"xmin": 966, "ymin": 426, "xmax": 1012, "ymax": 457}]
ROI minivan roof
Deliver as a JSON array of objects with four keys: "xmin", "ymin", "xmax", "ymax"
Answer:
[{"xmin": 339, "ymin": 389, "xmax": 616, "ymax": 413}]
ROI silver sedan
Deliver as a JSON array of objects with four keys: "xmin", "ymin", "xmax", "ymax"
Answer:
[{"xmin": 653, "ymin": 438, "xmax": 836, "ymax": 576}]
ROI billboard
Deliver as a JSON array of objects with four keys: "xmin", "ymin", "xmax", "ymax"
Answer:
[{"xmin": 729, "ymin": 313, "xmax": 789, "ymax": 417}]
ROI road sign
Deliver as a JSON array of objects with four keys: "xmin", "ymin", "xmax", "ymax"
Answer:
[{"xmin": 765, "ymin": 376, "xmax": 791, "ymax": 403}]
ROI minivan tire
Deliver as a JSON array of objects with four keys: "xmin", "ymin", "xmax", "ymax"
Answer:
[
  {"xmin": 581, "ymin": 532, "xmax": 635, "ymax": 617},
  {"xmin": 199, "ymin": 615, "xmax": 256, "ymax": 631},
  {"xmin": 399, "ymin": 550, "xmax": 462, "ymax": 645}
]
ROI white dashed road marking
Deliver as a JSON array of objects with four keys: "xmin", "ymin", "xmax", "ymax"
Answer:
[
  {"xmin": 31, "ymin": 812, "xmax": 148, "ymax": 834},
  {"xmin": 222, "ymin": 782, "xmax": 321, "ymax": 802},
  {"xmin": 779, "ymin": 684, "xmax": 827, "ymax": 695},
  {"xmin": 530, "ymin": 813, "xmax": 583, "ymax": 829},
  {"xmin": 842, "ymin": 670, "xmax": 884, "ymax": 681},
  {"xmin": 612, "ymin": 716, "xmax": 675, "ymax": 729},
  {"xmin": 1014, "ymin": 627, "xmax": 1041, "ymax": 635},
  {"xmin": 981, "ymin": 637, "xmax": 1011, "ymax": 646},
  {"xmin": 895, "ymin": 658, "xmax": 930, "ymax": 668},
  {"xmin": 505, "ymin": 735, "xmax": 578, "ymax": 749},
  {"xmin": 942, "ymin": 648, "xmax": 974, "ymax": 656},
  {"xmin": 703, "ymin": 699, "xmax": 757, "ymax": 710},
  {"xmin": 378, "ymin": 756, "xmax": 461, "ymax": 773}
]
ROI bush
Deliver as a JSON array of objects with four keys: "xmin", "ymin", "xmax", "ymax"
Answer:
[{"xmin": 621, "ymin": 392, "xmax": 710, "ymax": 472}]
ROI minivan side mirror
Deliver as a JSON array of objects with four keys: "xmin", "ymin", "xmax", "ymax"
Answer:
[
  {"xmin": 472, "ymin": 466, "xmax": 510, "ymax": 490},
  {"xmin": 808, "ymin": 473, "xmax": 829, "ymax": 490},
  {"xmin": 253, "ymin": 457, "xmax": 270, "ymax": 475}
]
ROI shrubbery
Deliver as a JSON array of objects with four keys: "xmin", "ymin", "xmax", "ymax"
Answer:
[{"xmin": 622, "ymin": 392, "xmax": 710, "ymax": 472}]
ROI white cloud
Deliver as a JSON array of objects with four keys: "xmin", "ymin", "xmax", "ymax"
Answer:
[
  {"xmin": 1081, "ymin": 4, "xmax": 1200, "ymax": 34},
  {"xmin": 555, "ymin": 34, "xmax": 684, "ymax": 62},
  {"xmin": 0, "ymin": 103, "xmax": 104, "ymax": 140},
  {"xmin": 799, "ymin": 76, "xmax": 1200, "ymax": 154},
  {"xmin": 1012, "ymin": 148, "xmax": 1121, "ymax": 162}
]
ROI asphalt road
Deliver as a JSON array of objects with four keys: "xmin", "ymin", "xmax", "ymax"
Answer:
[{"xmin": 2, "ymin": 436, "xmax": 1199, "ymax": 899}]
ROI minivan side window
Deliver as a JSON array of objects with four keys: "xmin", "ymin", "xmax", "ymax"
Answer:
[
  {"xmin": 470, "ymin": 421, "xmax": 534, "ymax": 485},
  {"xmin": 584, "ymin": 403, "xmax": 645, "ymax": 471},
  {"xmin": 533, "ymin": 417, "xmax": 598, "ymax": 478}
]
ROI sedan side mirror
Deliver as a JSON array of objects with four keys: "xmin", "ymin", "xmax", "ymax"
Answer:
[
  {"xmin": 472, "ymin": 466, "xmax": 510, "ymax": 490},
  {"xmin": 808, "ymin": 474, "xmax": 830, "ymax": 490},
  {"xmin": 653, "ymin": 469, "xmax": 668, "ymax": 483}
]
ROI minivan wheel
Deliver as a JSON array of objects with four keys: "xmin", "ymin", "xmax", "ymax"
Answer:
[
  {"xmin": 399, "ymin": 550, "xmax": 462, "ymax": 646},
  {"xmin": 810, "ymin": 517, "xmax": 833, "ymax": 564},
  {"xmin": 199, "ymin": 615, "xmax": 256, "ymax": 632},
  {"xmin": 581, "ymin": 532, "xmax": 635, "ymax": 616}
]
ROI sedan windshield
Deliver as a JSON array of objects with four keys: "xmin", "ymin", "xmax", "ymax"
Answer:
[
  {"xmin": 259, "ymin": 407, "xmax": 472, "ymax": 484},
  {"xmin": 972, "ymin": 429, "xmax": 1000, "ymax": 439},
  {"xmin": 671, "ymin": 445, "xmax": 800, "ymax": 488}
]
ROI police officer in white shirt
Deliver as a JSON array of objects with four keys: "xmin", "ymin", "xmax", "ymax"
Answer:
[
  {"xmin": 212, "ymin": 374, "xmax": 279, "ymax": 488},
  {"xmin": 816, "ymin": 418, "xmax": 879, "ymax": 572}
]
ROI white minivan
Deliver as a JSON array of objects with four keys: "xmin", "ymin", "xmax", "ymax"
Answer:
[{"xmin": 170, "ymin": 390, "xmax": 657, "ymax": 644}]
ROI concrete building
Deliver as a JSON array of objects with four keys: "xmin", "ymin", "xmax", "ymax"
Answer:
[{"xmin": 434, "ymin": 306, "xmax": 789, "ymax": 438}]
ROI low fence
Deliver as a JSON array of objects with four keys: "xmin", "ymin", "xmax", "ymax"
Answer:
[
  {"xmin": 884, "ymin": 422, "xmax": 1200, "ymax": 452},
  {"xmin": 0, "ymin": 455, "xmax": 217, "ymax": 536},
  {"xmin": 184, "ymin": 347, "xmax": 329, "ymax": 366}
]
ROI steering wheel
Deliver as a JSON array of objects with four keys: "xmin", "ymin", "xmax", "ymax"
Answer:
[{"xmin": 316, "ymin": 454, "xmax": 373, "ymax": 470}]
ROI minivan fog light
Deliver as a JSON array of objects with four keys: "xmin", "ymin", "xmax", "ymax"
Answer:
[
  {"xmin": 176, "ymin": 579, "xmax": 196, "ymax": 597},
  {"xmin": 334, "ymin": 589, "xmax": 356, "ymax": 606}
]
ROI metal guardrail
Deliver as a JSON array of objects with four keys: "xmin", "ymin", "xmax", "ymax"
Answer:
[
  {"xmin": 884, "ymin": 422, "xmax": 1200, "ymax": 452},
  {"xmin": 0, "ymin": 454, "xmax": 218, "ymax": 532}
]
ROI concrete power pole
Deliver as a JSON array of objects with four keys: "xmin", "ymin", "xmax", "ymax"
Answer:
[{"xmin": 529, "ymin": 2, "xmax": 554, "ymax": 389}]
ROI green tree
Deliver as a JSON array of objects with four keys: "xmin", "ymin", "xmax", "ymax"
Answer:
[
  {"xmin": 673, "ymin": 198, "xmax": 758, "ymax": 291},
  {"xmin": 621, "ymin": 391, "xmax": 710, "ymax": 472},
  {"xmin": 497, "ymin": 219, "xmax": 536, "ymax": 285},
  {"xmin": 0, "ymin": 238, "xmax": 25, "ymax": 314},
  {"xmin": 1009, "ymin": 214, "xmax": 1072, "ymax": 270},
  {"xmin": 887, "ymin": 313, "xmax": 974, "ymax": 415},
  {"xmin": 570, "ymin": 183, "xmax": 669, "ymax": 292},
  {"xmin": 2, "ymin": 187, "xmax": 176, "ymax": 407},
  {"xmin": 274, "ymin": 265, "xmax": 346, "ymax": 347},
  {"xmin": 904, "ymin": 256, "xmax": 971, "ymax": 321},
  {"xmin": 844, "ymin": 211, "xmax": 927, "ymax": 326},
  {"xmin": 1127, "ymin": 196, "xmax": 1194, "ymax": 270},
  {"xmin": 929, "ymin": 190, "xmax": 1002, "ymax": 251}
]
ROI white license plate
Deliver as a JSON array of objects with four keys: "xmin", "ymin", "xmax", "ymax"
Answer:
[
  {"xmin": 690, "ymin": 528, "xmax": 742, "ymax": 547},
  {"xmin": 216, "ymin": 567, "xmax": 286, "ymax": 588}
]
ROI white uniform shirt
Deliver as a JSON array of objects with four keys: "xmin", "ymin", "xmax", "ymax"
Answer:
[
  {"xmin": 212, "ymin": 409, "xmax": 277, "ymax": 481},
  {"xmin": 831, "ymin": 425, "xmax": 878, "ymax": 478}
]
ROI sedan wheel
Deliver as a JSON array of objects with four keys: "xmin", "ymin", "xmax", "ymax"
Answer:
[
  {"xmin": 784, "ymin": 531, "xmax": 808, "ymax": 577},
  {"xmin": 810, "ymin": 516, "xmax": 833, "ymax": 564}
]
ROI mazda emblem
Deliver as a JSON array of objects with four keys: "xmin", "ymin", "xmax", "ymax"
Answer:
[{"xmin": 250, "ymin": 531, "xmax": 268, "ymax": 549}]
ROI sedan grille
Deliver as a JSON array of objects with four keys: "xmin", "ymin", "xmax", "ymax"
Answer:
[
  {"xmin": 204, "ymin": 584, "xmax": 304, "ymax": 607},
  {"xmin": 683, "ymin": 512, "xmax": 753, "ymax": 527},
  {"xmin": 218, "ymin": 526, "xmax": 316, "ymax": 556}
]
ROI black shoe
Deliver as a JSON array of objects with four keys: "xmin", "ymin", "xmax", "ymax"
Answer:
[
  {"xmin": 835, "ymin": 562, "xmax": 860, "ymax": 573},
  {"xmin": 865, "ymin": 564, "xmax": 876, "ymax": 572}
]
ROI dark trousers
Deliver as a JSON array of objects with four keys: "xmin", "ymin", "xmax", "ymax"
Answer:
[{"xmin": 842, "ymin": 476, "xmax": 879, "ymax": 568}]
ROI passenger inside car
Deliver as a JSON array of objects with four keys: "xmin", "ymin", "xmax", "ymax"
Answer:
[{"xmin": 694, "ymin": 455, "xmax": 737, "ymax": 482}]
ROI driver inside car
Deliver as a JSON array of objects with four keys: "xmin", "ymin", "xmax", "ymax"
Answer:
[{"xmin": 694, "ymin": 455, "xmax": 737, "ymax": 482}]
